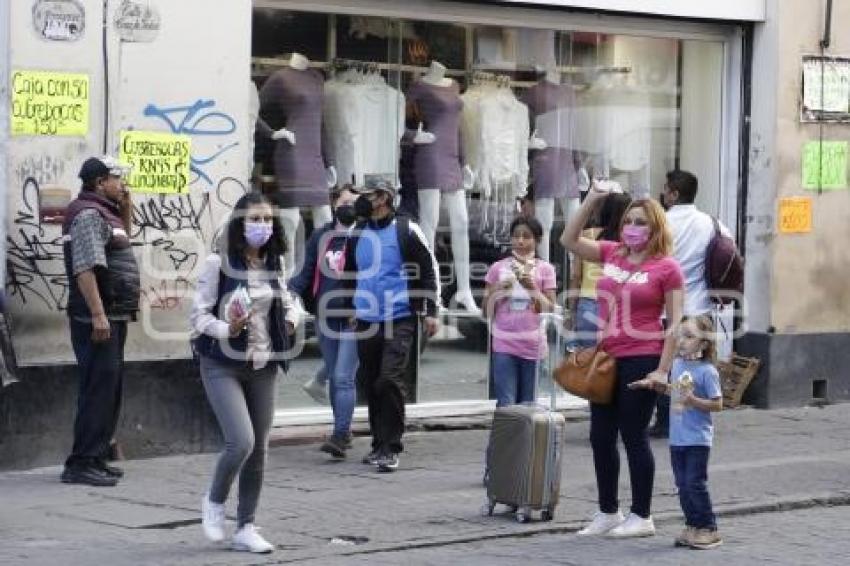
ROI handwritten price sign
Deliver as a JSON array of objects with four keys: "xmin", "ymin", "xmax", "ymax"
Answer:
[
  {"xmin": 10, "ymin": 70, "xmax": 89, "ymax": 136},
  {"xmin": 120, "ymin": 130, "xmax": 191, "ymax": 194},
  {"xmin": 779, "ymin": 197, "xmax": 813, "ymax": 234}
]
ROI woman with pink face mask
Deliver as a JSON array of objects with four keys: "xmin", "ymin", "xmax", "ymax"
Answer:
[{"xmin": 559, "ymin": 183, "xmax": 684, "ymax": 539}]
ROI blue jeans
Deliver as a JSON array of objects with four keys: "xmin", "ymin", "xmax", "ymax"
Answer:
[
  {"xmin": 670, "ymin": 445, "xmax": 717, "ymax": 530},
  {"xmin": 317, "ymin": 318, "xmax": 358, "ymax": 438},
  {"xmin": 573, "ymin": 297, "xmax": 600, "ymax": 349},
  {"xmin": 491, "ymin": 352, "xmax": 537, "ymax": 407}
]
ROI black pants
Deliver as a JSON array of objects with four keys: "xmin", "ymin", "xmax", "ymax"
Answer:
[
  {"xmin": 590, "ymin": 355, "xmax": 659, "ymax": 518},
  {"xmin": 65, "ymin": 318, "xmax": 127, "ymax": 469},
  {"xmin": 356, "ymin": 317, "xmax": 416, "ymax": 455}
]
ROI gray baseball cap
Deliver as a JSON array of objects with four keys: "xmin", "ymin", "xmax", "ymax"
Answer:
[{"xmin": 354, "ymin": 174, "xmax": 397, "ymax": 197}]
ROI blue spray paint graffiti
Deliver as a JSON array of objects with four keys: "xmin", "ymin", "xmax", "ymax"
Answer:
[{"xmin": 142, "ymin": 99, "xmax": 238, "ymax": 187}]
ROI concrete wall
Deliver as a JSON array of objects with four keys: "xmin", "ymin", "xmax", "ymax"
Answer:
[
  {"xmin": 771, "ymin": 0, "xmax": 850, "ymax": 334},
  {"xmin": 5, "ymin": 0, "xmax": 252, "ymax": 365},
  {"xmin": 743, "ymin": 0, "xmax": 850, "ymax": 407}
]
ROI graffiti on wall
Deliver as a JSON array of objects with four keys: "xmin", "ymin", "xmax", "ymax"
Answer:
[{"xmin": 142, "ymin": 99, "xmax": 238, "ymax": 188}]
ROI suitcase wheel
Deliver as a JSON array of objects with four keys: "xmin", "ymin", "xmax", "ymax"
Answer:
[
  {"xmin": 515, "ymin": 509, "xmax": 531, "ymax": 523},
  {"xmin": 481, "ymin": 499, "xmax": 496, "ymax": 517},
  {"xmin": 541, "ymin": 508, "xmax": 554, "ymax": 522}
]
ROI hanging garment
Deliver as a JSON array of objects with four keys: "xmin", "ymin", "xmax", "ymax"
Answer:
[
  {"xmin": 323, "ymin": 72, "xmax": 406, "ymax": 187},
  {"xmin": 461, "ymin": 84, "xmax": 530, "ymax": 198}
]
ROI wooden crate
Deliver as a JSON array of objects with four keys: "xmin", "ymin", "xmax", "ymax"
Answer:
[{"xmin": 717, "ymin": 354, "xmax": 761, "ymax": 409}]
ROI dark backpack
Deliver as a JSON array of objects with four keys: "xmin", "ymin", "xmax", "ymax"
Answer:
[{"xmin": 705, "ymin": 217, "xmax": 744, "ymax": 305}]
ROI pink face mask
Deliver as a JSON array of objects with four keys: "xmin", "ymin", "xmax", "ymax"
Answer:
[{"xmin": 621, "ymin": 225, "xmax": 651, "ymax": 251}]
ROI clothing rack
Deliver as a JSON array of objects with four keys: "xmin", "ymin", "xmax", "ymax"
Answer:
[
  {"xmin": 472, "ymin": 62, "xmax": 632, "ymax": 75},
  {"xmin": 251, "ymin": 56, "xmax": 466, "ymax": 77},
  {"xmin": 251, "ymin": 56, "xmax": 629, "ymax": 88}
]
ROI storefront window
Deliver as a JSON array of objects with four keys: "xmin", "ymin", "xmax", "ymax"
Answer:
[{"xmin": 250, "ymin": 8, "xmax": 727, "ymax": 412}]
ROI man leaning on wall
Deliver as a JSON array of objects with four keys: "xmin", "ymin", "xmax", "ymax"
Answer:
[{"xmin": 60, "ymin": 156, "xmax": 140, "ymax": 487}]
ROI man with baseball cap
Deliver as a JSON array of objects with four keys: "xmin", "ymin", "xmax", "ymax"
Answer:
[
  {"xmin": 341, "ymin": 174, "xmax": 441, "ymax": 472},
  {"xmin": 60, "ymin": 155, "xmax": 140, "ymax": 487}
]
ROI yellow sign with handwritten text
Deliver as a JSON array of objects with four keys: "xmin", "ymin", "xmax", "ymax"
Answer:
[
  {"xmin": 779, "ymin": 197, "xmax": 812, "ymax": 234},
  {"xmin": 120, "ymin": 130, "xmax": 191, "ymax": 194},
  {"xmin": 10, "ymin": 70, "xmax": 89, "ymax": 136}
]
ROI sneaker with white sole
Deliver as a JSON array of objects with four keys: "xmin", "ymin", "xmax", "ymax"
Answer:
[
  {"xmin": 201, "ymin": 494, "xmax": 226, "ymax": 542},
  {"xmin": 231, "ymin": 523, "xmax": 275, "ymax": 553},
  {"xmin": 606, "ymin": 512, "xmax": 655, "ymax": 538},
  {"xmin": 375, "ymin": 452, "xmax": 399, "ymax": 473},
  {"xmin": 577, "ymin": 510, "xmax": 625, "ymax": 536},
  {"xmin": 675, "ymin": 526, "xmax": 695, "ymax": 547},
  {"xmin": 689, "ymin": 528, "xmax": 722, "ymax": 550},
  {"xmin": 302, "ymin": 376, "xmax": 329, "ymax": 405}
]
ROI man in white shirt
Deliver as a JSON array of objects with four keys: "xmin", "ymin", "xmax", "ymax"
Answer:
[{"xmin": 650, "ymin": 169, "xmax": 732, "ymax": 438}]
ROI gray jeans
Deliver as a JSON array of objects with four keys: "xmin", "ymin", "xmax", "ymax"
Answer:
[{"xmin": 201, "ymin": 355, "xmax": 277, "ymax": 527}]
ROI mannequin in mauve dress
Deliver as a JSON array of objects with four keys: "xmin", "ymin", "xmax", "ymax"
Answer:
[
  {"xmin": 259, "ymin": 52, "xmax": 336, "ymax": 273},
  {"xmin": 521, "ymin": 67, "xmax": 582, "ymax": 262},
  {"xmin": 407, "ymin": 61, "xmax": 479, "ymax": 314}
]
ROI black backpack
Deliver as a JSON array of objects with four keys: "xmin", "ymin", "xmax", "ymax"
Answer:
[{"xmin": 705, "ymin": 217, "xmax": 744, "ymax": 305}]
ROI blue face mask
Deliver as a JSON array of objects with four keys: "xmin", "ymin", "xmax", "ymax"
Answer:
[{"xmin": 244, "ymin": 222, "xmax": 273, "ymax": 248}]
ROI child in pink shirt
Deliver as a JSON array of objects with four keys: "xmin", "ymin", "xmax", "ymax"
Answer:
[{"xmin": 484, "ymin": 216, "xmax": 557, "ymax": 406}]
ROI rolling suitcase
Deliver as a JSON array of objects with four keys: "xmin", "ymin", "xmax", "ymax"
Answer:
[{"xmin": 483, "ymin": 312, "xmax": 566, "ymax": 523}]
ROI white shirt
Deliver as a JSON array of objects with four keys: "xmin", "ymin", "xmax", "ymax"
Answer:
[
  {"xmin": 666, "ymin": 204, "xmax": 732, "ymax": 316},
  {"xmin": 461, "ymin": 85, "xmax": 530, "ymax": 197},
  {"xmin": 323, "ymin": 76, "xmax": 405, "ymax": 187}
]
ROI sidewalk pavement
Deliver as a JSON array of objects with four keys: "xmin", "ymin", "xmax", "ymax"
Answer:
[{"xmin": 2, "ymin": 403, "xmax": 850, "ymax": 565}]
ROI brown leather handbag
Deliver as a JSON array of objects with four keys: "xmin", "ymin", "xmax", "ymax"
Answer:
[{"xmin": 554, "ymin": 346, "xmax": 616, "ymax": 404}]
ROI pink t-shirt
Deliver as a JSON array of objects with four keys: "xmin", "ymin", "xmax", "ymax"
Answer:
[
  {"xmin": 596, "ymin": 241, "xmax": 684, "ymax": 359},
  {"xmin": 485, "ymin": 257, "xmax": 557, "ymax": 360}
]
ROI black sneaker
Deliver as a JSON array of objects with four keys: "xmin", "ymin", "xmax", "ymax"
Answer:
[
  {"xmin": 320, "ymin": 435, "xmax": 347, "ymax": 459},
  {"xmin": 342, "ymin": 433, "xmax": 353, "ymax": 449},
  {"xmin": 361, "ymin": 450, "xmax": 380, "ymax": 465},
  {"xmin": 375, "ymin": 452, "xmax": 399, "ymax": 473},
  {"xmin": 95, "ymin": 460, "xmax": 124, "ymax": 478},
  {"xmin": 60, "ymin": 466, "xmax": 118, "ymax": 487}
]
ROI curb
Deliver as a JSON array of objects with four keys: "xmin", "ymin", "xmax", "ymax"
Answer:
[
  {"xmin": 268, "ymin": 408, "xmax": 590, "ymax": 447},
  {"xmin": 266, "ymin": 492, "xmax": 850, "ymax": 563}
]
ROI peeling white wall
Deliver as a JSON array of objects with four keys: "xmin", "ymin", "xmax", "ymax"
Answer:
[{"xmin": 5, "ymin": 0, "xmax": 252, "ymax": 364}]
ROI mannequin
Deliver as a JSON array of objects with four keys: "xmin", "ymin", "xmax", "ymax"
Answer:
[
  {"xmin": 408, "ymin": 61, "xmax": 478, "ymax": 314},
  {"xmin": 407, "ymin": 61, "xmax": 481, "ymax": 315},
  {"xmin": 248, "ymin": 81, "xmax": 275, "ymax": 186},
  {"xmin": 520, "ymin": 68, "xmax": 581, "ymax": 262},
  {"xmin": 259, "ymin": 52, "xmax": 335, "ymax": 273}
]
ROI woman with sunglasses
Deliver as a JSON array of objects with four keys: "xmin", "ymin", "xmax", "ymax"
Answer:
[{"xmin": 559, "ymin": 182, "xmax": 684, "ymax": 538}]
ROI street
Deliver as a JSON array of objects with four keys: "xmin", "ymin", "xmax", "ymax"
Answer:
[{"xmin": 3, "ymin": 403, "xmax": 850, "ymax": 565}]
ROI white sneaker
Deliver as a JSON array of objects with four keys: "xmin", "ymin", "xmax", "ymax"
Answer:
[
  {"xmin": 201, "ymin": 494, "xmax": 226, "ymax": 542},
  {"xmin": 232, "ymin": 523, "xmax": 275, "ymax": 553},
  {"xmin": 302, "ymin": 376, "xmax": 329, "ymax": 405},
  {"xmin": 577, "ymin": 510, "xmax": 625, "ymax": 536},
  {"xmin": 606, "ymin": 513, "xmax": 656, "ymax": 538}
]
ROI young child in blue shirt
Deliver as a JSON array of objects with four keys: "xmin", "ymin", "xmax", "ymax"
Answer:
[{"xmin": 630, "ymin": 314, "xmax": 723, "ymax": 550}]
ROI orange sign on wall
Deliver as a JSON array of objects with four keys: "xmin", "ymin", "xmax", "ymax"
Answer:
[{"xmin": 779, "ymin": 197, "xmax": 813, "ymax": 234}]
